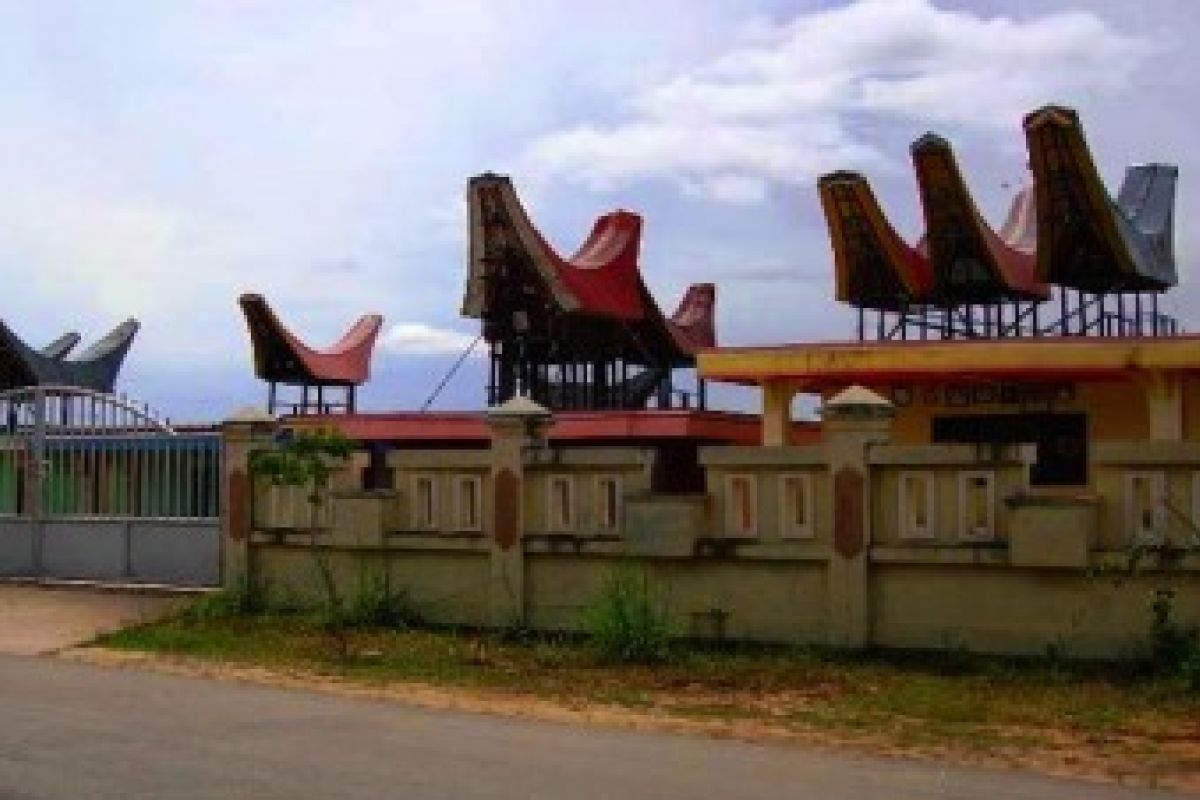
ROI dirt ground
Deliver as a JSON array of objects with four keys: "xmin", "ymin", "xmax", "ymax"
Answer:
[{"xmin": 0, "ymin": 583, "xmax": 186, "ymax": 655}]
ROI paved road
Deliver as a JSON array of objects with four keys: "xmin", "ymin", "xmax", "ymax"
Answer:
[{"xmin": 0, "ymin": 655, "xmax": 1182, "ymax": 800}]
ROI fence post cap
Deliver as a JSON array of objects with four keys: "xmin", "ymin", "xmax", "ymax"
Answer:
[
  {"xmin": 485, "ymin": 394, "xmax": 552, "ymax": 421},
  {"xmin": 822, "ymin": 385, "xmax": 894, "ymax": 420},
  {"xmin": 223, "ymin": 406, "xmax": 276, "ymax": 425}
]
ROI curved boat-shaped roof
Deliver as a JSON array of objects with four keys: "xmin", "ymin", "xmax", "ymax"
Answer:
[
  {"xmin": 238, "ymin": 294, "xmax": 383, "ymax": 386},
  {"xmin": 911, "ymin": 134, "xmax": 1049, "ymax": 302},
  {"xmin": 1024, "ymin": 105, "xmax": 1178, "ymax": 291},
  {"xmin": 817, "ymin": 170, "xmax": 934, "ymax": 310},
  {"xmin": 463, "ymin": 174, "xmax": 643, "ymax": 320},
  {"xmin": 41, "ymin": 331, "xmax": 81, "ymax": 361},
  {"xmin": 0, "ymin": 319, "xmax": 138, "ymax": 393},
  {"xmin": 462, "ymin": 173, "xmax": 716, "ymax": 360}
]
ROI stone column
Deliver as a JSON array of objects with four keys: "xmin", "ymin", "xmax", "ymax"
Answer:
[
  {"xmin": 761, "ymin": 380, "xmax": 796, "ymax": 446},
  {"xmin": 822, "ymin": 386, "xmax": 894, "ymax": 650},
  {"xmin": 484, "ymin": 396, "xmax": 552, "ymax": 629},
  {"xmin": 1143, "ymin": 371, "xmax": 1183, "ymax": 441},
  {"xmin": 220, "ymin": 407, "xmax": 278, "ymax": 591}
]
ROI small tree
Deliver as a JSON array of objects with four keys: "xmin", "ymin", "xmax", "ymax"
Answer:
[
  {"xmin": 1144, "ymin": 498, "xmax": 1200, "ymax": 686},
  {"xmin": 1097, "ymin": 491, "xmax": 1200, "ymax": 685},
  {"xmin": 250, "ymin": 428, "xmax": 354, "ymax": 658}
]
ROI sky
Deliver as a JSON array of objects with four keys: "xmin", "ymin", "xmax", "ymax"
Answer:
[{"xmin": 0, "ymin": 0, "xmax": 1195, "ymax": 420}]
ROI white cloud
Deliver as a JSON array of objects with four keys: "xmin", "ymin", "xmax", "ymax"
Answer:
[
  {"xmin": 0, "ymin": 1, "xmax": 751, "ymax": 378},
  {"xmin": 382, "ymin": 322, "xmax": 481, "ymax": 357},
  {"xmin": 523, "ymin": 0, "xmax": 1151, "ymax": 202},
  {"xmin": 684, "ymin": 174, "xmax": 769, "ymax": 205}
]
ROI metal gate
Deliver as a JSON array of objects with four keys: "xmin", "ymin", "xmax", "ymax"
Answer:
[{"xmin": 0, "ymin": 386, "xmax": 221, "ymax": 586}]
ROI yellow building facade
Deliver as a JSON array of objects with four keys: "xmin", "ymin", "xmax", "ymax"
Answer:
[{"xmin": 699, "ymin": 336, "xmax": 1200, "ymax": 489}]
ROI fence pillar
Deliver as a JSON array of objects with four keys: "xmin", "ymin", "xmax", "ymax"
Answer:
[
  {"xmin": 220, "ymin": 407, "xmax": 278, "ymax": 590},
  {"xmin": 484, "ymin": 396, "xmax": 552, "ymax": 629},
  {"xmin": 822, "ymin": 386, "xmax": 894, "ymax": 650}
]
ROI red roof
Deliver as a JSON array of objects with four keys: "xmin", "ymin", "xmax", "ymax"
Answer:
[
  {"xmin": 462, "ymin": 174, "xmax": 716, "ymax": 358},
  {"xmin": 239, "ymin": 294, "xmax": 383, "ymax": 385},
  {"xmin": 287, "ymin": 409, "xmax": 819, "ymax": 446},
  {"xmin": 552, "ymin": 211, "xmax": 645, "ymax": 320}
]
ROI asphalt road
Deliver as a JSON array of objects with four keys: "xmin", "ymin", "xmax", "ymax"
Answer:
[{"xmin": 0, "ymin": 655, "xmax": 1182, "ymax": 800}]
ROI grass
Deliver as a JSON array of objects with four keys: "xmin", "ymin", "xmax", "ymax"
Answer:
[{"xmin": 95, "ymin": 612, "xmax": 1200, "ymax": 788}]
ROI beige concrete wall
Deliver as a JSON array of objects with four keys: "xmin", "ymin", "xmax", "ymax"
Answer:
[
  {"xmin": 1092, "ymin": 441, "xmax": 1200, "ymax": 549},
  {"xmin": 252, "ymin": 542, "xmax": 490, "ymax": 626},
  {"xmin": 251, "ymin": 451, "xmax": 369, "ymax": 530},
  {"xmin": 524, "ymin": 553, "xmax": 828, "ymax": 642},
  {"xmin": 387, "ymin": 450, "xmax": 492, "ymax": 535},
  {"xmin": 869, "ymin": 444, "xmax": 1031, "ymax": 546},
  {"xmin": 237, "ymin": 435, "xmax": 1199, "ymax": 658},
  {"xmin": 871, "ymin": 563, "xmax": 1200, "ymax": 659},
  {"xmin": 700, "ymin": 446, "xmax": 830, "ymax": 542},
  {"xmin": 524, "ymin": 448, "xmax": 654, "ymax": 537}
]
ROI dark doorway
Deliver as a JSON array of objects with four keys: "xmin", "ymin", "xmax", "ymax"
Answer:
[{"xmin": 931, "ymin": 413, "xmax": 1088, "ymax": 487}]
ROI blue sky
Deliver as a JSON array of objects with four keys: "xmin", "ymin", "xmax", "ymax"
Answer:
[{"xmin": 0, "ymin": 0, "xmax": 1194, "ymax": 420}]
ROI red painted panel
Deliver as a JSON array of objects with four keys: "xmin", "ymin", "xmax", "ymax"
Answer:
[{"xmin": 833, "ymin": 467, "xmax": 865, "ymax": 559}]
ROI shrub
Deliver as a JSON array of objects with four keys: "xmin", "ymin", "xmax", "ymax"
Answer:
[
  {"xmin": 344, "ymin": 573, "xmax": 423, "ymax": 630},
  {"xmin": 1149, "ymin": 589, "xmax": 1199, "ymax": 684},
  {"xmin": 184, "ymin": 574, "xmax": 268, "ymax": 620},
  {"xmin": 583, "ymin": 567, "xmax": 674, "ymax": 664},
  {"xmin": 1183, "ymin": 653, "xmax": 1200, "ymax": 694}
]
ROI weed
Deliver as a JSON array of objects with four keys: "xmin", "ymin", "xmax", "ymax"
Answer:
[
  {"xmin": 1148, "ymin": 589, "xmax": 1199, "ymax": 688},
  {"xmin": 928, "ymin": 631, "xmax": 977, "ymax": 675},
  {"xmin": 530, "ymin": 638, "xmax": 573, "ymax": 669},
  {"xmin": 183, "ymin": 573, "xmax": 269, "ymax": 620},
  {"xmin": 345, "ymin": 572, "xmax": 423, "ymax": 630},
  {"xmin": 1182, "ymin": 653, "xmax": 1200, "ymax": 693},
  {"xmin": 582, "ymin": 567, "xmax": 674, "ymax": 664}
]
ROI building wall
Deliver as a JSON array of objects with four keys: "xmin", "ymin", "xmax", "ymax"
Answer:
[
  {"xmin": 1183, "ymin": 376, "xmax": 1200, "ymax": 440},
  {"xmin": 885, "ymin": 379, "xmax": 1149, "ymax": 450}
]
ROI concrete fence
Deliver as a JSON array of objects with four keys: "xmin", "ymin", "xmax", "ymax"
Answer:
[{"xmin": 220, "ymin": 404, "xmax": 1200, "ymax": 659}]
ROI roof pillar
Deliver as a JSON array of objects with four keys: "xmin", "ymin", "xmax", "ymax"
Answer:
[
  {"xmin": 761, "ymin": 380, "xmax": 795, "ymax": 446},
  {"xmin": 1143, "ymin": 371, "xmax": 1183, "ymax": 441}
]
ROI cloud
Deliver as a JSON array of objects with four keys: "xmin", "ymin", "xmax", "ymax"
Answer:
[
  {"xmin": 0, "ymin": 0, "xmax": 1186, "ymax": 420},
  {"xmin": 0, "ymin": 1, "xmax": 753, "ymax": 378},
  {"xmin": 382, "ymin": 322, "xmax": 481, "ymax": 357},
  {"xmin": 523, "ymin": 0, "xmax": 1151, "ymax": 202}
]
